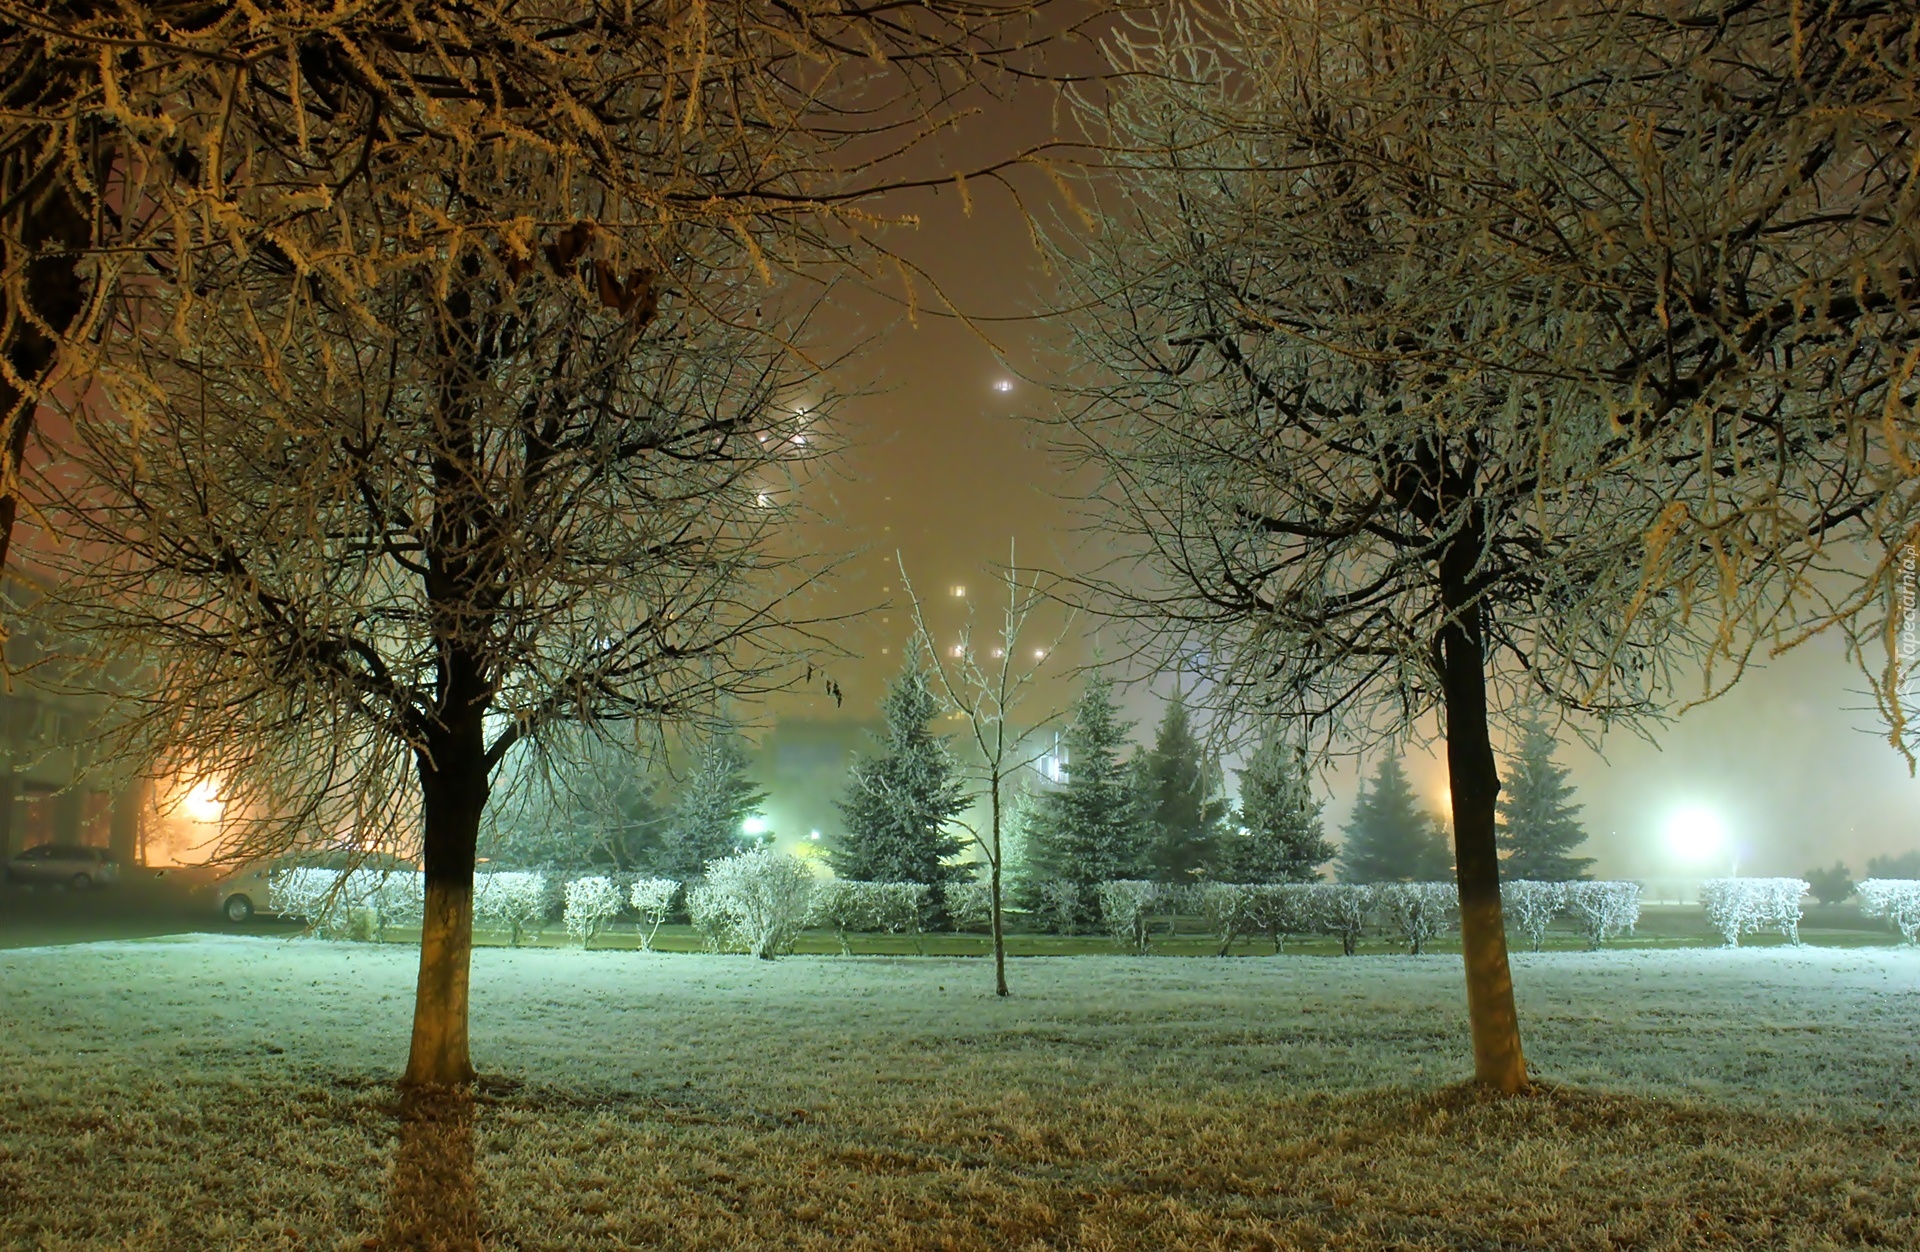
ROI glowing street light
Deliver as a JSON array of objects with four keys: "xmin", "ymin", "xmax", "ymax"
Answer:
[
  {"xmin": 181, "ymin": 780, "xmax": 224, "ymax": 824},
  {"xmin": 741, "ymin": 815, "xmax": 770, "ymax": 838},
  {"xmin": 993, "ymin": 379, "xmax": 1013, "ymax": 393},
  {"xmin": 1663, "ymin": 806, "xmax": 1728, "ymax": 865},
  {"xmin": 808, "ymin": 829, "xmax": 822, "ymax": 842}
]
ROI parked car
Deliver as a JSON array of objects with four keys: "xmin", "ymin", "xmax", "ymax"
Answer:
[
  {"xmin": 5, "ymin": 844, "xmax": 120, "ymax": 890},
  {"xmin": 198, "ymin": 862, "xmax": 278, "ymax": 923}
]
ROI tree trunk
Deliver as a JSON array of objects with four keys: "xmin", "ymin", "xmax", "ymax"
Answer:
[
  {"xmin": 1436, "ymin": 577, "xmax": 1529, "ymax": 1093},
  {"xmin": 0, "ymin": 172, "xmax": 90, "ymax": 575},
  {"xmin": 404, "ymin": 732, "xmax": 487, "ymax": 1088},
  {"xmin": 990, "ymin": 779, "xmax": 1008, "ymax": 997}
]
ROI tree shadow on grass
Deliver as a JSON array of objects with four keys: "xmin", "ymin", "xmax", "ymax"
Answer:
[{"xmin": 377, "ymin": 1085, "xmax": 480, "ymax": 1251}]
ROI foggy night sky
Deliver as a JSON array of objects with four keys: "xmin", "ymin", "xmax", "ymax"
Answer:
[{"xmin": 760, "ymin": 55, "xmax": 1920, "ymax": 883}]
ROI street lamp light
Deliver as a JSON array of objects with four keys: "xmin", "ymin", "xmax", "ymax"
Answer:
[{"xmin": 1663, "ymin": 806, "xmax": 1728, "ymax": 867}]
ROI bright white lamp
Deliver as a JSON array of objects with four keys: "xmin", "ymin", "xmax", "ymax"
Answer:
[
  {"xmin": 181, "ymin": 780, "xmax": 224, "ymax": 823},
  {"xmin": 1663, "ymin": 806, "xmax": 1727, "ymax": 863}
]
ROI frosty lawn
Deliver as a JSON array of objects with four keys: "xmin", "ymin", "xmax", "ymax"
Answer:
[{"xmin": 3, "ymin": 939, "xmax": 1918, "ymax": 1249}]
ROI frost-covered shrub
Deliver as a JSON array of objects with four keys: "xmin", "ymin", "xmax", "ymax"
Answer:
[
  {"xmin": 564, "ymin": 876, "xmax": 622, "ymax": 949},
  {"xmin": 701, "ymin": 847, "xmax": 816, "ymax": 959},
  {"xmin": 1501, "ymin": 880, "xmax": 1567, "ymax": 952},
  {"xmin": 1700, "ymin": 878, "xmax": 1810, "ymax": 947},
  {"xmin": 684, "ymin": 883, "xmax": 731, "ymax": 952},
  {"xmin": 1857, "ymin": 879, "xmax": 1920, "ymax": 943},
  {"xmin": 627, "ymin": 877, "xmax": 679, "ymax": 951},
  {"xmin": 344, "ymin": 868, "xmax": 423, "ymax": 941},
  {"xmin": 805, "ymin": 879, "xmax": 863, "ymax": 954},
  {"xmin": 473, "ymin": 871, "xmax": 551, "ymax": 946},
  {"xmin": 1246, "ymin": 884, "xmax": 1320, "ymax": 953},
  {"xmin": 269, "ymin": 867, "xmax": 345, "ymax": 933},
  {"xmin": 944, "ymin": 879, "xmax": 994, "ymax": 933},
  {"xmin": 1199, "ymin": 883, "xmax": 1256, "ymax": 955},
  {"xmin": 1097, "ymin": 880, "xmax": 1167, "ymax": 953},
  {"xmin": 268, "ymin": 866, "xmax": 422, "ymax": 941},
  {"xmin": 374, "ymin": 871, "xmax": 426, "ymax": 934},
  {"xmin": 1310, "ymin": 883, "xmax": 1378, "ymax": 956},
  {"xmin": 807, "ymin": 881, "xmax": 929, "ymax": 954},
  {"xmin": 866, "ymin": 882, "xmax": 929, "ymax": 948},
  {"xmin": 1377, "ymin": 882, "xmax": 1457, "ymax": 954},
  {"xmin": 1562, "ymin": 881, "xmax": 1641, "ymax": 950},
  {"xmin": 1034, "ymin": 880, "xmax": 1082, "ymax": 935}
]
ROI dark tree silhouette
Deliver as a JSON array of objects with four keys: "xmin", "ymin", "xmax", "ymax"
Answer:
[{"xmin": 1496, "ymin": 724, "xmax": 1594, "ymax": 882}]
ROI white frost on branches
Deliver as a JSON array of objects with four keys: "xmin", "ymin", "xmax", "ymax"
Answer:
[
  {"xmin": 1500, "ymin": 881, "xmax": 1568, "ymax": 952},
  {"xmin": 944, "ymin": 879, "xmax": 994, "ymax": 933},
  {"xmin": 698, "ymin": 848, "xmax": 817, "ymax": 960},
  {"xmin": 563, "ymin": 876, "xmax": 622, "ymax": 949},
  {"xmin": 626, "ymin": 878, "xmax": 680, "ymax": 951},
  {"xmin": 1857, "ymin": 879, "xmax": 1920, "ymax": 944},
  {"xmin": 1311, "ymin": 883, "xmax": 1379, "ymax": 956},
  {"xmin": 1097, "ymin": 880, "xmax": 1169, "ymax": 953},
  {"xmin": 1700, "ymin": 878, "xmax": 1809, "ymax": 947},
  {"xmin": 269, "ymin": 867, "xmax": 422, "ymax": 940},
  {"xmin": 807, "ymin": 880, "xmax": 929, "ymax": 954},
  {"xmin": 473, "ymin": 871, "xmax": 552, "ymax": 947},
  {"xmin": 1562, "ymin": 882, "xmax": 1641, "ymax": 950},
  {"xmin": 1377, "ymin": 882, "xmax": 1457, "ymax": 955}
]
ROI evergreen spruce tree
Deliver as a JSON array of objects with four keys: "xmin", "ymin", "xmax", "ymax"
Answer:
[
  {"xmin": 1339, "ymin": 755, "xmax": 1453, "ymax": 882},
  {"xmin": 657, "ymin": 728, "xmax": 766, "ymax": 882},
  {"xmin": 1141, "ymin": 694, "xmax": 1229, "ymax": 882},
  {"xmin": 1022, "ymin": 671, "xmax": 1152, "ymax": 910},
  {"xmin": 1496, "ymin": 722, "xmax": 1594, "ymax": 880},
  {"xmin": 832, "ymin": 655, "xmax": 971, "ymax": 898},
  {"xmin": 1223, "ymin": 736, "xmax": 1334, "ymax": 881}
]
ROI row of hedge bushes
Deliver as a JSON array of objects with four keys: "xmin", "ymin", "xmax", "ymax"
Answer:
[{"xmin": 267, "ymin": 860, "xmax": 1920, "ymax": 955}]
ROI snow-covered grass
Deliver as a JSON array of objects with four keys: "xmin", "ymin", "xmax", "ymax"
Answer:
[{"xmin": 3, "ymin": 938, "xmax": 1918, "ymax": 1249}]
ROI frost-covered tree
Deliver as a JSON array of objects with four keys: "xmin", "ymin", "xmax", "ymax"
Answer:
[
  {"xmin": 1140, "ymin": 695, "xmax": 1227, "ymax": 883},
  {"xmin": 1500, "ymin": 882, "xmax": 1567, "ymax": 954},
  {"xmin": 1044, "ymin": 0, "xmax": 1919, "ymax": 1094},
  {"xmin": 563, "ymin": 877, "xmax": 622, "ymax": 950},
  {"xmin": 902, "ymin": 547, "xmax": 1072, "ymax": 995},
  {"xmin": 807, "ymin": 880, "xmax": 929, "ymax": 955},
  {"xmin": 1377, "ymin": 882, "xmax": 1457, "ymax": 956},
  {"xmin": 699, "ymin": 848, "xmax": 816, "ymax": 960},
  {"xmin": 626, "ymin": 879, "xmax": 679, "ymax": 952},
  {"xmin": 39, "ymin": 223, "xmax": 820, "ymax": 1090},
  {"xmin": 9, "ymin": 0, "xmax": 1087, "ymax": 1092},
  {"xmin": 1097, "ymin": 880, "xmax": 1170, "ymax": 954},
  {"xmin": 1858, "ymin": 880, "xmax": 1920, "ymax": 944},
  {"xmin": 1245, "ymin": 884, "xmax": 1320, "ymax": 954},
  {"xmin": 833, "ymin": 654, "xmax": 970, "ymax": 907},
  {"xmin": 1020, "ymin": 672, "xmax": 1152, "ymax": 917},
  {"xmin": 1700, "ymin": 879, "xmax": 1810, "ymax": 947},
  {"xmin": 1497, "ymin": 725, "xmax": 1593, "ymax": 882},
  {"xmin": 1311, "ymin": 883, "xmax": 1377, "ymax": 957},
  {"xmin": 1223, "ymin": 737, "xmax": 1333, "ymax": 883},
  {"xmin": 1562, "ymin": 882, "xmax": 1641, "ymax": 950},
  {"xmin": 658, "ymin": 729, "xmax": 766, "ymax": 885},
  {"xmin": 482, "ymin": 733, "xmax": 665, "ymax": 873},
  {"xmin": 472, "ymin": 873, "xmax": 552, "ymax": 948},
  {"xmin": 0, "ymin": 1, "xmax": 1079, "ymax": 589},
  {"xmin": 1340, "ymin": 758, "xmax": 1452, "ymax": 885}
]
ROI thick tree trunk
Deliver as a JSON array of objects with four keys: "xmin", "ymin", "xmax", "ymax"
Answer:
[
  {"xmin": 1436, "ymin": 586, "xmax": 1528, "ymax": 1093},
  {"xmin": 990, "ymin": 779, "xmax": 1008, "ymax": 997},
  {"xmin": 403, "ymin": 731, "xmax": 487, "ymax": 1088}
]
